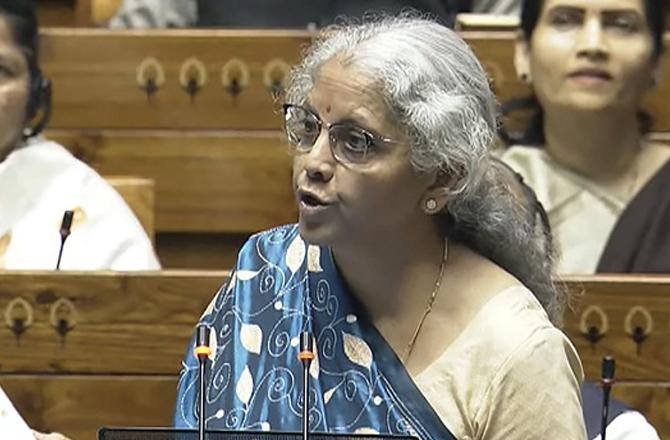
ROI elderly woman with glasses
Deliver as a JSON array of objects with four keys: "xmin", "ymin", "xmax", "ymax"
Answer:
[{"xmin": 175, "ymin": 15, "xmax": 586, "ymax": 440}]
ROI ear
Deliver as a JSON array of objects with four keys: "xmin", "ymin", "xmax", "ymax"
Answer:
[
  {"xmin": 421, "ymin": 175, "xmax": 457, "ymax": 215},
  {"xmin": 514, "ymin": 30, "xmax": 531, "ymax": 83}
]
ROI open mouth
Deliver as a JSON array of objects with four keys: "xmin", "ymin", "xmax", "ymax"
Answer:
[
  {"xmin": 298, "ymin": 190, "xmax": 330, "ymax": 208},
  {"xmin": 299, "ymin": 191, "xmax": 329, "ymax": 207}
]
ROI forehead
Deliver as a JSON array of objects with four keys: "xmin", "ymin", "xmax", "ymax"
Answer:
[
  {"xmin": 308, "ymin": 58, "xmax": 389, "ymax": 119},
  {"xmin": 0, "ymin": 14, "xmax": 23, "ymax": 57},
  {"xmin": 541, "ymin": 0, "xmax": 646, "ymax": 13}
]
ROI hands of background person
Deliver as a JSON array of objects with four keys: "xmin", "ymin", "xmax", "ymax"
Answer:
[{"xmin": 33, "ymin": 430, "xmax": 71, "ymax": 440}]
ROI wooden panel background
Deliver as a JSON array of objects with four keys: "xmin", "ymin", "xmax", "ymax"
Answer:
[
  {"xmin": 564, "ymin": 275, "xmax": 670, "ymax": 382},
  {"xmin": 1, "ymin": 273, "xmax": 670, "ymax": 439},
  {"xmin": 39, "ymin": 29, "xmax": 310, "ymax": 130},
  {"xmin": 37, "ymin": 30, "xmax": 670, "ymax": 131},
  {"xmin": 106, "ymin": 176, "xmax": 155, "ymax": 241},
  {"xmin": 48, "ymin": 130, "xmax": 297, "ymax": 234},
  {"xmin": 0, "ymin": 271, "xmax": 225, "ymax": 374}
]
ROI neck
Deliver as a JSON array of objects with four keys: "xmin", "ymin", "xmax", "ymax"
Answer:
[
  {"xmin": 331, "ymin": 218, "xmax": 445, "ymax": 323},
  {"xmin": 543, "ymin": 108, "xmax": 642, "ymax": 180}
]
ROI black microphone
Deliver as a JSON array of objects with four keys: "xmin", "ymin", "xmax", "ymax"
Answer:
[
  {"xmin": 298, "ymin": 332, "xmax": 315, "ymax": 440},
  {"xmin": 56, "ymin": 210, "xmax": 74, "ymax": 270},
  {"xmin": 600, "ymin": 356, "xmax": 616, "ymax": 440},
  {"xmin": 194, "ymin": 325, "xmax": 211, "ymax": 440}
]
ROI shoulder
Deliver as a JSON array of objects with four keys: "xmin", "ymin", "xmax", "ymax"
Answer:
[
  {"xmin": 12, "ymin": 138, "xmax": 113, "ymax": 196},
  {"xmin": 477, "ymin": 286, "xmax": 581, "ymax": 373},
  {"xmin": 418, "ymin": 285, "xmax": 586, "ymax": 438},
  {"xmin": 498, "ymin": 145, "xmax": 550, "ymax": 182},
  {"xmin": 472, "ymin": 288, "xmax": 586, "ymax": 437}
]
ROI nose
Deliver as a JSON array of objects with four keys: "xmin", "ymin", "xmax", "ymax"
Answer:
[
  {"xmin": 301, "ymin": 128, "xmax": 336, "ymax": 182},
  {"xmin": 576, "ymin": 16, "xmax": 609, "ymax": 61}
]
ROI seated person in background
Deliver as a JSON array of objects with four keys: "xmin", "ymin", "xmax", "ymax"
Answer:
[
  {"xmin": 499, "ymin": 0, "xmax": 670, "ymax": 274},
  {"xmin": 495, "ymin": 158, "xmax": 660, "ymax": 440},
  {"xmin": 0, "ymin": 0, "xmax": 160, "ymax": 270},
  {"xmin": 108, "ymin": 0, "xmax": 521, "ymax": 29},
  {"xmin": 175, "ymin": 14, "xmax": 585, "ymax": 439}
]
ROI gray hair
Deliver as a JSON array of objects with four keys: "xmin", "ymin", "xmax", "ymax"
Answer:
[
  {"xmin": 285, "ymin": 14, "xmax": 565, "ymax": 324},
  {"xmin": 286, "ymin": 14, "xmax": 495, "ymax": 196}
]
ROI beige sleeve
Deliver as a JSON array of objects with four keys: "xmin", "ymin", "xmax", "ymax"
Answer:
[{"xmin": 474, "ymin": 328, "xmax": 587, "ymax": 440}]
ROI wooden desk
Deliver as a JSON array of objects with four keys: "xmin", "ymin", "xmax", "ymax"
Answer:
[
  {"xmin": 0, "ymin": 270, "xmax": 225, "ymax": 439},
  {"xmin": 1, "ymin": 272, "xmax": 669, "ymax": 438}
]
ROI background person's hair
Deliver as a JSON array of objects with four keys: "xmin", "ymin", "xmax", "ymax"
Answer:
[
  {"xmin": 499, "ymin": 0, "xmax": 666, "ymax": 146},
  {"xmin": 285, "ymin": 14, "xmax": 565, "ymax": 323}
]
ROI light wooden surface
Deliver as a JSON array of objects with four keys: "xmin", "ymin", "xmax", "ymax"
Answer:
[
  {"xmin": 0, "ymin": 271, "xmax": 225, "ymax": 374},
  {"xmin": 562, "ymin": 275, "xmax": 670, "ymax": 382},
  {"xmin": 36, "ymin": 29, "xmax": 670, "ymax": 131},
  {"xmin": 48, "ymin": 130, "xmax": 297, "ymax": 234},
  {"xmin": 39, "ymin": 29, "xmax": 311, "ymax": 130},
  {"xmin": 106, "ymin": 175, "xmax": 155, "ymax": 241}
]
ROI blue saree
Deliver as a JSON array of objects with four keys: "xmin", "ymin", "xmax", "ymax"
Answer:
[{"xmin": 174, "ymin": 224, "xmax": 456, "ymax": 440}]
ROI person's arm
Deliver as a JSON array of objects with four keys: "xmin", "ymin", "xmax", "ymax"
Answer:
[
  {"xmin": 32, "ymin": 432, "xmax": 71, "ymax": 440},
  {"xmin": 108, "ymin": 0, "xmax": 197, "ymax": 28},
  {"xmin": 476, "ymin": 327, "xmax": 587, "ymax": 439}
]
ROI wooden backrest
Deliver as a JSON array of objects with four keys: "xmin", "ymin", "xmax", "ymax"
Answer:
[
  {"xmin": 50, "ymin": 130, "xmax": 296, "ymax": 234},
  {"xmin": 1, "ymin": 272, "xmax": 669, "ymax": 439},
  {"xmin": 105, "ymin": 175, "xmax": 155, "ymax": 241},
  {"xmin": 38, "ymin": 29, "xmax": 670, "ymax": 131}
]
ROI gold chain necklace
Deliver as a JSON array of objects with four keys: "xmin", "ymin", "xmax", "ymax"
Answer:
[{"xmin": 401, "ymin": 240, "xmax": 448, "ymax": 363}]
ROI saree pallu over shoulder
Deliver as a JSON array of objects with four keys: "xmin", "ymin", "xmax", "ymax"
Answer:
[
  {"xmin": 174, "ymin": 224, "xmax": 456, "ymax": 440},
  {"xmin": 598, "ymin": 159, "xmax": 670, "ymax": 273}
]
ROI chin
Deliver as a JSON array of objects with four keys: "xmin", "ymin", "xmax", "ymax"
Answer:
[
  {"xmin": 563, "ymin": 93, "xmax": 622, "ymax": 112},
  {"xmin": 297, "ymin": 218, "xmax": 338, "ymax": 247}
]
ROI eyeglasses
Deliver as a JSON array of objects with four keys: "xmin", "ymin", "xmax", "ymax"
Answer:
[{"xmin": 282, "ymin": 104, "xmax": 400, "ymax": 166}]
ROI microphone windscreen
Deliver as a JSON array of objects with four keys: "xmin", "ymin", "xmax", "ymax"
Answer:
[
  {"xmin": 60, "ymin": 210, "xmax": 74, "ymax": 236},
  {"xmin": 300, "ymin": 331, "xmax": 313, "ymax": 353},
  {"xmin": 602, "ymin": 356, "xmax": 616, "ymax": 380},
  {"xmin": 196, "ymin": 325, "xmax": 210, "ymax": 348}
]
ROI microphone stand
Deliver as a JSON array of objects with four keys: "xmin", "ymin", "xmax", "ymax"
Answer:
[
  {"xmin": 298, "ymin": 332, "xmax": 315, "ymax": 440},
  {"xmin": 55, "ymin": 210, "xmax": 74, "ymax": 270},
  {"xmin": 600, "ymin": 356, "xmax": 616, "ymax": 440},
  {"xmin": 194, "ymin": 325, "xmax": 212, "ymax": 440}
]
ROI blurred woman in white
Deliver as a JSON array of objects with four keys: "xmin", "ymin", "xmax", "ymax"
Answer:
[{"xmin": 0, "ymin": 0, "xmax": 159, "ymax": 270}]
